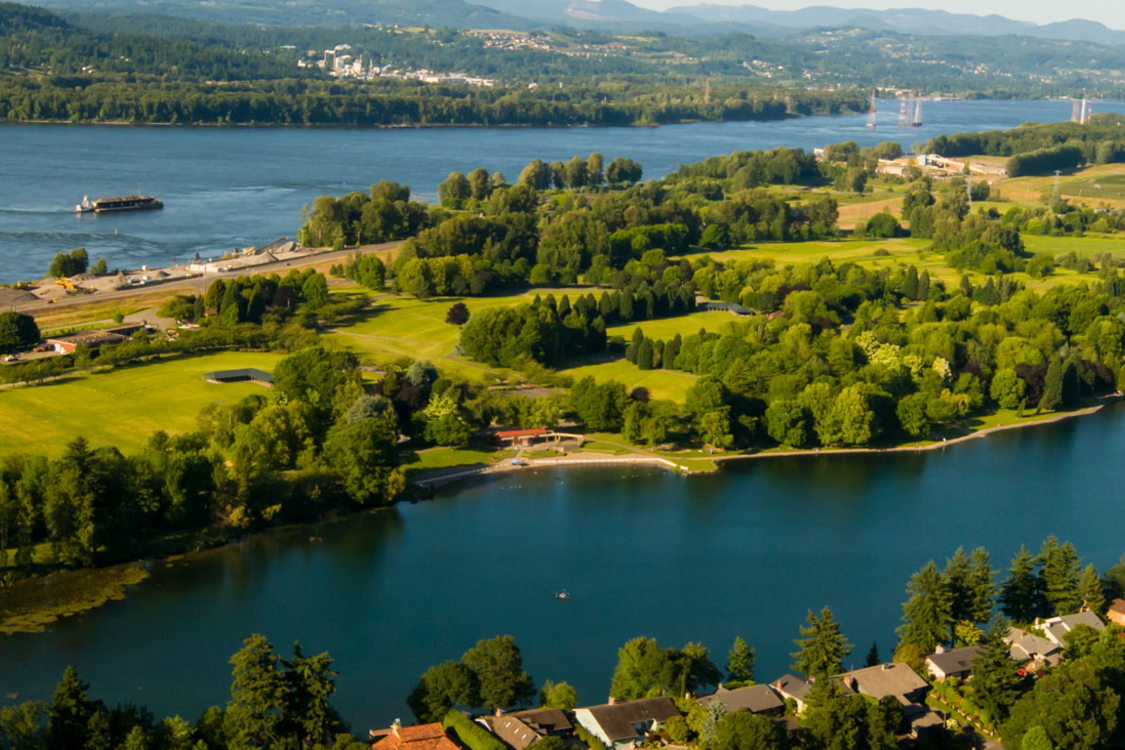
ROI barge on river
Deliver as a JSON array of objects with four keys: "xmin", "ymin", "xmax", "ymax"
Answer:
[{"xmin": 75, "ymin": 194, "xmax": 163, "ymax": 214}]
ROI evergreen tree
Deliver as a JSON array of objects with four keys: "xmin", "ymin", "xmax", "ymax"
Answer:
[
  {"xmin": 944, "ymin": 547, "xmax": 974, "ymax": 622},
  {"xmin": 225, "ymin": 634, "xmax": 288, "ymax": 750},
  {"xmin": 968, "ymin": 546, "xmax": 997, "ymax": 623},
  {"xmin": 865, "ymin": 642, "xmax": 881, "ymax": 667},
  {"xmin": 970, "ymin": 615, "xmax": 1023, "ymax": 724},
  {"xmin": 897, "ymin": 560, "xmax": 953, "ymax": 654},
  {"xmin": 791, "ymin": 607, "xmax": 852, "ymax": 679},
  {"xmin": 1078, "ymin": 564, "xmax": 1105, "ymax": 614},
  {"xmin": 725, "ymin": 637, "xmax": 755, "ymax": 684},
  {"xmin": 1039, "ymin": 358, "xmax": 1063, "ymax": 411},
  {"xmin": 47, "ymin": 667, "xmax": 98, "ymax": 750},
  {"xmin": 1039, "ymin": 535, "xmax": 1082, "ymax": 615},
  {"xmin": 284, "ymin": 643, "xmax": 341, "ymax": 746},
  {"xmin": 1001, "ymin": 545, "xmax": 1042, "ymax": 622}
]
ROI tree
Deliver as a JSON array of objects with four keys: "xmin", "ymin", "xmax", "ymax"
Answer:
[
  {"xmin": 710, "ymin": 711, "xmax": 786, "ymax": 750},
  {"xmin": 699, "ymin": 701, "xmax": 726, "ymax": 746},
  {"xmin": 301, "ymin": 273, "xmax": 329, "ymax": 309},
  {"xmin": 446, "ymin": 302, "xmax": 470, "ymax": 325},
  {"xmin": 46, "ymin": 667, "xmax": 98, "ymax": 750},
  {"xmin": 610, "ymin": 637, "xmax": 683, "ymax": 700},
  {"xmin": 322, "ymin": 412, "xmax": 401, "ymax": 505},
  {"xmin": 1039, "ymin": 535, "xmax": 1082, "ymax": 615},
  {"xmin": 225, "ymin": 635, "xmax": 288, "ymax": 750},
  {"xmin": 284, "ymin": 643, "xmax": 341, "ymax": 746},
  {"xmin": 944, "ymin": 547, "xmax": 974, "ymax": 623},
  {"xmin": 461, "ymin": 636, "xmax": 535, "ymax": 711},
  {"xmin": 1000, "ymin": 658, "xmax": 1119, "ymax": 750},
  {"xmin": 1020, "ymin": 726, "xmax": 1054, "ymax": 750},
  {"xmin": 539, "ymin": 680, "xmax": 577, "ymax": 711},
  {"xmin": 1078, "ymin": 564, "xmax": 1105, "ymax": 614},
  {"xmin": 967, "ymin": 546, "xmax": 997, "ymax": 623},
  {"xmin": 1001, "ymin": 545, "xmax": 1042, "ymax": 622},
  {"xmin": 725, "ymin": 636, "xmax": 755, "ymax": 684},
  {"xmin": 438, "ymin": 172, "xmax": 471, "ymax": 208},
  {"xmin": 0, "ymin": 312, "xmax": 40, "ymax": 354},
  {"xmin": 970, "ymin": 616, "xmax": 1023, "ymax": 724},
  {"xmin": 792, "ymin": 607, "xmax": 852, "ymax": 679},
  {"xmin": 407, "ymin": 662, "xmax": 479, "ymax": 723},
  {"xmin": 897, "ymin": 560, "xmax": 953, "ymax": 654}
]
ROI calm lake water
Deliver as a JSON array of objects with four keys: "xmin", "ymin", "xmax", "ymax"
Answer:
[
  {"xmin": 2, "ymin": 404, "xmax": 1124, "ymax": 729},
  {"xmin": 3, "ymin": 99, "xmax": 1125, "ymax": 282}
]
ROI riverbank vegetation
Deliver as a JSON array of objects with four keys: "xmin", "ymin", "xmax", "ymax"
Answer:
[
  {"xmin": 8, "ymin": 140, "xmax": 1125, "ymax": 583},
  {"xmin": 5, "ymin": 538, "xmax": 1125, "ymax": 749}
]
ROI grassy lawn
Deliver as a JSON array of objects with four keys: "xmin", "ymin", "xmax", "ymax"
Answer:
[
  {"xmin": 327, "ymin": 289, "xmax": 584, "ymax": 381},
  {"xmin": 399, "ymin": 445, "xmax": 504, "ymax": 476},
  {"xmin": 0, "ymin": 351, "xmax": 282, "ymax": 456},
  {"xmin": 560, "ymin": 359, "xmax": 697, "ymax": 401},
  {"xmin": 607, "ymin": 311, "xmax": 740, "ymax": 341},
  {"xmin": 1022, "ymin": 233, "xmax": 1125, "ymax": 258}
]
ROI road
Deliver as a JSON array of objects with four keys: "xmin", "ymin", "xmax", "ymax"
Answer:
[{"xmin": 11, "ymin": 241, "xmax": 401, "ymax": 315}]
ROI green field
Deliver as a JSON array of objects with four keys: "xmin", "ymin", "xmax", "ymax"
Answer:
[
  {"xmin": 1022, "ymin": 233, "xmax": 1125, "ymax": 258},
  {"xmin": 560, "ymin": 358, "xmax": 698, "ymax": 401},
  {"xmin": 0, "ymin": 351, "xmax": 282, "ymax": 456},
  {"xmin": 1063, "ymin": 173, "xmax": 1125, "ymax": 202},
  {"xmin": 607, "ymin": 311, "xmax": 739, "ymax": 341}
]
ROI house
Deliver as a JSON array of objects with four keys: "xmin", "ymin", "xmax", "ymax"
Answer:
[
  {"xmin": 1038, "ymin": 611, "xmax": 1106, "ymax": 647},
  {"xmin": 1108, "ymin": 598, "xmax": 1125, "ymax": 627},
  {"xmin": 202, "ymin": 368, "xmax": 274, "ymax": 386},
  {"xmin": 573, "ymin": 697, "xmax": 679, "ymax": 749},
  {"xmin": 478, "ymin": 708, "xmax": 572, "ymax": 750},
  {"xmin": 925, "ymin": 645, "xmax": 982, "ymax": 681},
  {"xmin": 836, "ymin": 663, "xmax": 930, "ymax": 719},
  {"xmin": 370, "ymin": 720, "xmax": 460, "ymax": 750},
  {"xmin": 771, "ymin": 674, "xmax": 815, "ymax": 713},
  {"xmin": 698, "ymin": 683, "xmax": 785, "ymax": 717},
  {"xmin": 1005, "ymin": 627, "xmax": 1063, "ymax": 668}
]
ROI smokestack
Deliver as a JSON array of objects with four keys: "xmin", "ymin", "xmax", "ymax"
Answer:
[{"xmin": 392, "ymin": 719, "xmax": 402, "ymax": 738}]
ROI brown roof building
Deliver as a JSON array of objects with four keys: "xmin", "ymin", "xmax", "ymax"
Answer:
[
  {"xmin": 1108, "ymin": 598, "xmax": 1125, "ymax": 627},
  {"xmin": 573, "ymin": 697, "xmax": 680, "ymax": 749},
  {"xmin": 478, "ymin": 708, "xmax": 572, "ymax": 749},
  {"xmin": 370, "ymin": 721, "xmax": 460, "ymax": 750},
  {"xmin": 698, "ymin": 684, "xmax": 785, "ymax": 716},
  {"xmin": 836, "ymin": 663, "xmax": 930, "ymax": 717}
]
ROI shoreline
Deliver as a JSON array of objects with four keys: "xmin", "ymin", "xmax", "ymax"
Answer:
[
  {"xmin": 412, "ymin": 398, "xmax": 1118, "ymax": 488},
  {"xmin": 1, "ymin": 397, "xmax": 1117, "ymax": 634}
]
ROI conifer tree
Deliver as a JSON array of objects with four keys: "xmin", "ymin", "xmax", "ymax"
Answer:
[
  {"xmin": 726, "ymin": 637, "xmax": 756, "ymax": 684},
  {"xmin": 1039, "ymin": 535, "xmax": 1082, "ymax": 615},
  {"xmin": 970, "ymin": 615, "xmax": 1023, "ymax": 724},
  {"xmin": 944, "ymin": 547, "xmax": 973, "ymax": 622},
  {"xmin": 792, "ymin": 607, "xmax": 852, "ymax": 679},
  {"xmin": 897, "ymin": 560, "xmax": 953, "ymax": 654},
  {"xmin": 1001, "ymin": 546, "xmax": 1042, "ymax": 623},
  {"xmin": 968, "ymin": 546, "xmax": 997, "ymax": 623},
  {"xmin": 1078, "ymin": 564, "xmax": 1105, "ymax": 615}
]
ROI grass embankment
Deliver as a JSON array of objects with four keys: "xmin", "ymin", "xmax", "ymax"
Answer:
[
  {"xmin": 0, "ymin": 563, "xmax": 149, "ymax": 634},
  {"xmin": 0, "ymin": 350, "xmax": 281, "ymax": 456}
]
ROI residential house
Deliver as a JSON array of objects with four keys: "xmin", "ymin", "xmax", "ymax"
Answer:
[
  {"xmin": 770, "ymin": 674, "xmax": 815, "ymax": 713},
  {"xmin": 1108, "ymin": 598, "xmax": 1125, "ymax": 627},
  {"xmin": 573, "ymin": 697, "xmax": 679, "ymax": 749},
  {"xmin": 1038, "ymin": 611, "xmax": 1106, "ymax": 647},
  {"xmin": 370, "ymin": 720, "xmax": 460, "ymax": 750},
  {"xmin": 478, "ymin": 708, "xmax": 572, "ymax": 750},
  {"xmin": 698, "ymin": 683, "xmax": 784, "ymax": 717},
  {"xmin": 1005, "ymin": 627, "xmax": 1063, "ymax": 669},
  {"xmin": 924, "ymin": 645, "xmax": 982, "ymax": 682},
  {"xmin": 835, "ymin": 663, "xmax": 930, "ymax": 719}
]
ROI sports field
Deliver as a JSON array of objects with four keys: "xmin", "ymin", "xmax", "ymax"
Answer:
[{"xmin": 0, "ymin": 351, "xmax": 282, "ymax": 456}]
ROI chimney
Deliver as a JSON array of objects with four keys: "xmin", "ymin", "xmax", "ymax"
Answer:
[
  {"xmin": 494, "ymin": 708, "xmax": 503, "ymax": 717},
  {"xmin": 881, "ymin": 664, "xmax": 891, "ymax": 671},
  {"xmin": 392, "ymin": 719, "xmax": 402, "ymax": 738},
  {"xmin": 608, "ymin": 696, "xmax": 616, "ymax": 705},
  {"xmin": 934, "ymin": 645, "xmax": 945, "ymax": 654}
]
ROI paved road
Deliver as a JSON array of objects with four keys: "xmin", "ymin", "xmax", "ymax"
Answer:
[{"xmin": 12, "ymin": 242, "xmax": 401, "ymax": 314}]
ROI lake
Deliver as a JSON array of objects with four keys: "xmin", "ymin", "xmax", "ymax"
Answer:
[
  {"xmin": 3, "ymin": 99, "xmax": 1125, "ymax": 282},
  {"xmin": 2, "ymin": 403, "xmax": 1123, "ymax": 730}
]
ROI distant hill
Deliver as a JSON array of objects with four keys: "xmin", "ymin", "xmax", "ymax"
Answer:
[
  {"xmin": 21, "ymin": 0, "xmax": 1125, "ymax": 46},
  {"xmin": 28, "ymin": 0, "xmax": 539, "ymax": 29},
  {"xmin": 666, "ymin": 4, "xmax": 1125, "ymax": 44}
]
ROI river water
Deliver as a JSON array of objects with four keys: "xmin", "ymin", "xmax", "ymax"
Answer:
[
  {"xmin": 2, "ymin": 404, "xmax": 1124, "ymax": 729},
  {"xmin": 4, "ymin": 99, "xmax": 1125, "ymax": 283}
]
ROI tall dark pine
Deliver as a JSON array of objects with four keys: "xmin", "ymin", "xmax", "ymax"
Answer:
[
  {"xmin": 969, "ymin": 615, "xmax": 1023, "ymax": 723},
  {"xmin": 1000, "ymin": 546, "xmax": 1041, "ymax": 623},
  {"xmin": 944, "ymin": 547, "xmax": 973, "ymax": 622}
]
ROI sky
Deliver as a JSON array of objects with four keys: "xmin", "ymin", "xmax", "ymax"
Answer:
[{"xmin": 627, "ymin": 0, "xmax": 1125, "ymax": 29}]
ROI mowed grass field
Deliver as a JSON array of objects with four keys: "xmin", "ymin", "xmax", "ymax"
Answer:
[{"xmin": 0, "ymin": 351, "xmax": 282, "ymax": 456}]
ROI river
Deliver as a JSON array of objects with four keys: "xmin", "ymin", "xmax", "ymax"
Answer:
[
  {"xmin": 3, "ymin": 99, "xmax": 1125, "ymax": 283},
  {"xmin": 2, "ymin": 403, "xmax": 1123, "ymax": 729}
]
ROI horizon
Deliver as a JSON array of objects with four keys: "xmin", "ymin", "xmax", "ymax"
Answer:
[{"xmin": 624, "ymin": 0, "xmax": 1125, "ymax": 31}]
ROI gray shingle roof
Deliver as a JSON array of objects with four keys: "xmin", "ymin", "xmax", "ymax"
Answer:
[
  {"xmin": 699, "ymin": 684, "xmax": 784, "ymax": 714},
  {"xmin": 581, "ymin": 698, "xmax": 679, "ymax": 742}
]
